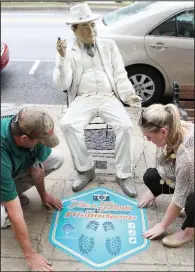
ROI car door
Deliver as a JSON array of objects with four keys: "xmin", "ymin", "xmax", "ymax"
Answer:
[{"xmin": 144, "ymin": 9, "xmax": 194, "ymax": 89}]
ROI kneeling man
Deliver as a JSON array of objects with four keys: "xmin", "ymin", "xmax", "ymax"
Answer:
[{"xmin": 1, "ymin": 107, "xmax": 64, "ymax": 271}]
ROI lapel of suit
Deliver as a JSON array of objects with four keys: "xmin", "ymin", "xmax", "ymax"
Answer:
[{"xmin": 71, "ymin": 40, "xmax": 84, "ymax": 88}]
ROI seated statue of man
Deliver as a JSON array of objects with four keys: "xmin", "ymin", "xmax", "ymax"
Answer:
[{"xmin": 53, "ymin": 3, "xmax": 142, "ymax": 197}]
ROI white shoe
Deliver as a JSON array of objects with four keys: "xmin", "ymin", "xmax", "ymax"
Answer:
[
  {"xmin": 1, "ymin": 205, "xmax": 11, "ymax": 229},
  {"xmin": 72, "ymin": 167, "xmax": 95, "ymax": 192},
  {"xmin": 116, "ymin": 177, "xmax": 137, "ymax": 198}
]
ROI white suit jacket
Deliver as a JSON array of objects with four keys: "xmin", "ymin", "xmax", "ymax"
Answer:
[{"xmin": 53, "ymin": 38, "xmax": 136, "ymax": 104}]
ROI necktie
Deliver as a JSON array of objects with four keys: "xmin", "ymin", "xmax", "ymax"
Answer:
[{"xmin": 84, "ymin": 44, "xmax": 95, "ymax": 57}]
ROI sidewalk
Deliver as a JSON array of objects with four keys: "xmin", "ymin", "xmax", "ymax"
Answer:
[{"xmin": 1, "ymin": 103, "xmax": 194, "ymax": 271}]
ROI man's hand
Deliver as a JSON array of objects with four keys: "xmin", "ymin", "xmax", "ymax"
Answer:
[
  {"xmin": 56, "ymin": 38, "xmax": 67, "ymax": 58},
  {"xmin": 29, "ymin": 166, "xmax": 62, "ymax": 211},
  {"xmin": 125, "ymin": 94, "xmax": 142, "ymax": 108},
  {"xmin": 41, "ymin": 192, "xmax": 62, "ymax": 210},
  {"xmin": 142, "ymin": 223, "xmax": 165, "ymax": 239},
  {"xmin": 25, "ymin": 252, "xmax": 54, "ymax": 271},
  {"xmin": 4, "ymin": 197, "xmax": 54, "ymax": 271}
]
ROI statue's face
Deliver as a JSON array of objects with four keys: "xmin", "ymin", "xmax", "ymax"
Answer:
[{"xmin": 72, "ymin": 21, "xmax": 97, "ymax": 45}]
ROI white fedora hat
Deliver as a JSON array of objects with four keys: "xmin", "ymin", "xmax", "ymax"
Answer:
[{"xmin": 65, "ymin": 3, "xmax": 101, "ymax": 25}]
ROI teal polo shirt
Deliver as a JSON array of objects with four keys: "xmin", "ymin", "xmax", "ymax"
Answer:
[{"xmin": 1, "ymin": 116, "xmax": 52, "ymax": 202}]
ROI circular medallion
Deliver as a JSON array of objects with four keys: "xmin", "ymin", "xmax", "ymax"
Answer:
[
  {"xmin": 165, "ymin": 179, "xmax": 172, "ymax": 185},
  {"xmin": 170, "ymin": 154, "xmax": 176, "ymax": 159},
  {"xmin": 160, "ymin": 179, "xmax": 165, "ymax": 185}
]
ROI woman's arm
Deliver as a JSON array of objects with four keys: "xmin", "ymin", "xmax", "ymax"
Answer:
[
  {"xmin": 143, "ymin": 142, "xmax": 194, "ymax": 239},
  {"xmin": 161, "ymin": 201, "xmax": 181, "ymax": 229}
]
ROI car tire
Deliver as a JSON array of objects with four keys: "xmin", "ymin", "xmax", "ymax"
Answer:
[{"xmin": 126, "ymin": 66, "xmax": 164, "ymax": 107}]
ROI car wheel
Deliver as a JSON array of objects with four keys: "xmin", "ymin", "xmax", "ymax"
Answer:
[{"xmin": 126, "ymin": 66, "xmax": 164, "ymax": 107}]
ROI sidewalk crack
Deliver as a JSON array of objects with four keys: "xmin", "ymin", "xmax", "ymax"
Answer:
[{"xmin": 36, "ymin": 180, "xmax": 62, "ymax": 264}]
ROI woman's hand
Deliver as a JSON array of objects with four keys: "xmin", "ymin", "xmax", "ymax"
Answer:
[
  {"xmin": 142, "ymin": 223, "xmax": 165, "ymax": 239},
  {"xmin": 138, "ymin": 189, "xmax": 156, "ymax": 208}
]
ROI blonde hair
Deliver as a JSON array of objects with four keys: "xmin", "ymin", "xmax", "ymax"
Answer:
[{"xmin": 139, "ymin": 104, "xmax": 185, "ymax": 156}]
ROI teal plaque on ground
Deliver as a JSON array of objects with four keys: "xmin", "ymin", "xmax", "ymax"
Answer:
[{"xmin": 49, "ymin": 187, "xmax": 150, "ymax": 270}]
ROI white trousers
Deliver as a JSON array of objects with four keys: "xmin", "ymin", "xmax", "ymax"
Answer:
[{"xmin": 60, "ymin": 95, "xmax": 133, "ymax": 179}]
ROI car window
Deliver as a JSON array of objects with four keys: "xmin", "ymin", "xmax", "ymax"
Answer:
[
  {"xmin": 102, "ymin": 1, "xmax": 154, "ymax": 26},
  {"xmin": 177, "ymin": 10, "xmax": 194, "ymax": 38},
  {"xmin": 149, "ymin": 9, "xmax": 194, "ymax": 38},
  {"xmin": 149, "ymin": 17, "xmax": 176, "ymax": 36}
]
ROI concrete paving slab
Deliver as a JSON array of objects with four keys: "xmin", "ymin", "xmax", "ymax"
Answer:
[
  {"xmin": 21, "ymin": 179, "xmax": 58, "ymax": 240},
  {"xmin": 36, "ymin": 180, "xmax": 67, "ymax": 260},
  {"xmin": 37, "ymin": 222, "xmax": 54, "ymax": 262},
  {"xmin": 169, "ymin": 265, "xmax": 194, "ymax": 271},
  {"xmin": 1, "ymin": 238, "xmax": 38, "ymax": 259},
  {"xmin": 52, "ymin": 260, "xmax": 94, "ymax": 271},
  {"xmin": 52, "ymin": 260, "xmax": 161, "ymax": 271},
  {"xmin": 164, "ymin": 245, "xmax": 194, "ymax": 266},
  {"xmin": 108, "ymin": 264, "xmax": 162, "ymax": 271},
  {"xmin": 1, "ymin": 258, "xmax": 29, "ymax": 271},
  {"xmin": 53, "ymin": 247, "xmax": 76, "ymax": 262},
  {"xmin": 121, "ymin": 239, "xmax": 167, "ymax": 265},
  {"xmin": 157, "ymin": 265, "xmax": 170, "ymax": 271},
  {"xmin": 1, "ymin": 226, "xmax": 15, "ymax": 240}
]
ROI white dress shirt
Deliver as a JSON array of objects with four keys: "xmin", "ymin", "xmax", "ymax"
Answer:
[{"xmin": 77, "ymin": 41, "xmax": 114, "ymax": 97}]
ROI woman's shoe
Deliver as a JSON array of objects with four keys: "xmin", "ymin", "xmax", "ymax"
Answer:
[{"xmin": 162, "ymin": 230, "xmax": 194, "ymax": 248}]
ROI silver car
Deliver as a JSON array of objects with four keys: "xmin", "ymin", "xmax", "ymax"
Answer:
[{"xmin": 99, "ymin": 1, "xmax": 194, "ymax": 106}]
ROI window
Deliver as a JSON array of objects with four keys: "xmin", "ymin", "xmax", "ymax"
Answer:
[
  {"xmin": 149, "ymin": 9, "xmax": 194, "ymax": 38},
  {"xmin": 149, "ymin": 17, "xmax": 176, "ymax": 36},
  {"xmin": 102, "ymin": 1, "xmax": 154, "ymax": 26},
  {"xmin": 177, "ymin": 10, "xmax": 194, "ymax": 38}
]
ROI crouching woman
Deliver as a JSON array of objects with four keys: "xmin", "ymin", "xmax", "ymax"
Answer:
[{"xmin": 138, "ymin": 103, "xmax": 194, "ymax": 247}]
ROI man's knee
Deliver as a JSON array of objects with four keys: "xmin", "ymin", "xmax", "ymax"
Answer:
[
  {"xmin": 53, "ymin": 152, "xmax": 64, "ymax": 170},
  {"xmin": 60, "ymin": 115, "xmax": 71, "ymax": 132},
  {"xmin": 143, "ymin": 168, "xmax": 159, "ymax": 187},
  {"xmin": 60, "ymin": 115, "xmax": 81, "ymax": 135},
  {"xmin": 55, "ymin": 153, "xmax": 64, "ymax": 170},
  {"xmin": 115, "ymin": 121, "xmax": 132, "ymax": 134},
  {"xmin": 60, "ymin": 114, "xmax": 85, "ymax": 134},
  {"xmin": 43, "ymin": 150, "xmax": 64, "ymax": 172},
  {"xmin": 122, "ymin": 123, "xmax": 132, "ymax": 132}
]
